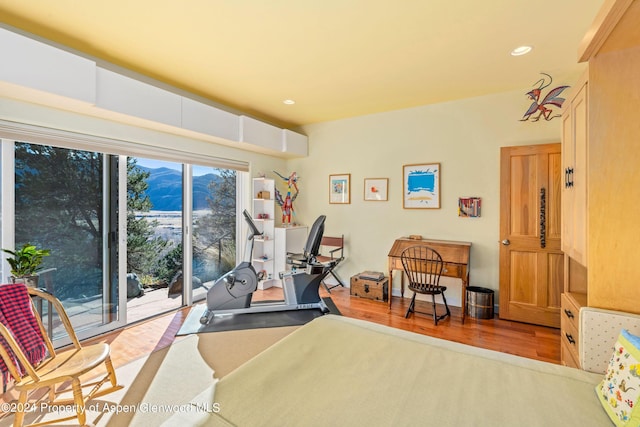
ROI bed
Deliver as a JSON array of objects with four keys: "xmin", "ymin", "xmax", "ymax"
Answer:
[{"xmin": 160, "ymin": 310, "xmax": 640, "ymax": 426}]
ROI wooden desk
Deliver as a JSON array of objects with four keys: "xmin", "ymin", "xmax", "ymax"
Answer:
[{"xmin": 388, "ymin": 237, "xmax": 471, "ymax": 322}]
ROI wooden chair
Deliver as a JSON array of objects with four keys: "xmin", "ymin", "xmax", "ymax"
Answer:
[
  {"xmin": 0, "ymin": 285, "xmax": 123, "ymax": 426},
  {"xmin": 316, "ymin": 235, "xmax": 345, "ymax": 293},
  {"xmin": 400, "ymin": 245, "xmax": 450, "ymax": 325}
]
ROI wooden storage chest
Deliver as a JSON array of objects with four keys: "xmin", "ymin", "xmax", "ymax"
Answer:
[{"xmin": 350, "ymin": 275, "xmax": 389, "ymax": 302}]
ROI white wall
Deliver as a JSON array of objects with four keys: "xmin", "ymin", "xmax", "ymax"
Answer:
[
  {"xmin": 287, "ymin": 89, "xmax": 562, "ymax": 307},
  {"xmin": 1, "ymin": 85, "xmax": 567, "ymax": 309}
]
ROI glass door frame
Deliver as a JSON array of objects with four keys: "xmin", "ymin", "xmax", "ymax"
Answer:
[
  {"xmin": 0, "ymin": 140, "xmax": 128, "ymax": 345},
  {"xmin": 1, "ymin": 123, "xmax": 248, "ymax": 344}
]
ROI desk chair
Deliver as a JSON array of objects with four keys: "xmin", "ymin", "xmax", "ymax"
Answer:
[
  {"xmin": 0, "ymin": 284, "xmax": 123, "ymax": 426},
  {"xmin": 400, "ymin": 245, "xmax": 450, "ymax": 325},
  {"xmin": 316, "ymin": 235, "xmax": 345, "ymax": 293}
]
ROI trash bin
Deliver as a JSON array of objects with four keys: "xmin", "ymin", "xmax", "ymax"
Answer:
[{"xmin": 466, "ymin": 286, "xmax": 494, "ymax": 319}]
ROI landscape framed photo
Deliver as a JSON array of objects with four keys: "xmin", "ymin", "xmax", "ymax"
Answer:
[
  {"xmin": 329, "ymin": 173, "xmax": 350, "ymax": 204},
  {"xmin": 403, "ymin": 163, "xmax": 440, "ymax": 209},
  {"xmin": 364, "ymin": 178, "xmax": 388, "ymax": 201}
]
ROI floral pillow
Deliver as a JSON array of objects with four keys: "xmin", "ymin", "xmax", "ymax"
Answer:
[{"xmin": 596, "ymin": 329, "xmax": 640, "ymax": 426}]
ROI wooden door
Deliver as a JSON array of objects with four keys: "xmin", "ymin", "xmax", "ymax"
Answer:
[{"xmin": 499, "ymin": 143, "xmax": 563, "ymax": 328}]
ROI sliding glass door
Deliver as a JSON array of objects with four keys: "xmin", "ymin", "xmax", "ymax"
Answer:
[
  {"xmin": 191, "ymin": 166, "xmax": 237, "ymax": 303},
  {"xmin": 124, "ymin": 160, "xmax": 239, "ymax": 320},
  {"xmin": 125, "ymin": 157, "xmax": 183, "ymax": 323},
  {"xmin": 1, "ymin": 134, "xmax": 244, "ymax": 341},
  {"xmin": 13, "ymin": 142, "xmax": 119, "ymax": 337}
]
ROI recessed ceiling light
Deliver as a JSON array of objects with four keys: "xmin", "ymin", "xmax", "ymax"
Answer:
[
  {"xmin": 283, "ymin": 99, "xmax": 296, "ymax": 105},
  {"xmin": 511, "ymin": 45, "xmax": 533, "ymax": 56}
]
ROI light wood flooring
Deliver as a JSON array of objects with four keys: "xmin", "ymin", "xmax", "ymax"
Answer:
[{"xmin": 90, "ymin": 286, "xmax": 561, "ymax": 373}]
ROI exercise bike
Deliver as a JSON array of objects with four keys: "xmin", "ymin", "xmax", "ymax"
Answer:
[{"xmin": 200, "ymin": 210, "xmax": 334, "ymax": 325}]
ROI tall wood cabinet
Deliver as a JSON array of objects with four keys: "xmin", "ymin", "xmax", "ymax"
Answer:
[
  {"xmin": 560, "ymin": 72, "xmax": 590, "ymax": 367},
  {"xmin": 560, "ymin": 0, "xmax": 640, "ymax": 367}
]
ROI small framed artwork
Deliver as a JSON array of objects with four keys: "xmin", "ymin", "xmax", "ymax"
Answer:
[
  {"xmin": 403, "ymin": 163, "xmax": 440, "ymax": 209},
  {"xmin": 364, "ymin": 178, "xmax": 388, "ymax": 201},
  {"xmin": 458, "ymin": 197, "xmax": 481, "ymax": 217},
  {"xmin": 329, "ymin": 173, "xmax": 351, "ymax": 204}
]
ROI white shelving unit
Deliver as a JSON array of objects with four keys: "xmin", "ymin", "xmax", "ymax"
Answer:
[
  {"xmin": 252, "ymin": 178, "xmax": 276, "ymax": 289},
  {"xmin": 274, "ymin": 225, "xmax": 308, "ymax": 282}
]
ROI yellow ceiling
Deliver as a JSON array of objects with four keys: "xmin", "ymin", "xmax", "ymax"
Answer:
[{"xmin": 0, "ymin": 0, "xmax": 604, "ymax": 128}]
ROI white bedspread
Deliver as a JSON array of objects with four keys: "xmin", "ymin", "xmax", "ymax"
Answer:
[{"xmin": 165, "ymin": 315, "xmax": 611, "ymax": 426}]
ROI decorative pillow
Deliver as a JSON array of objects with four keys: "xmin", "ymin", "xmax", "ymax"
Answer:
[{"xmin": 596, "ymin": 329, "xmax": 640, "ymax": 426}]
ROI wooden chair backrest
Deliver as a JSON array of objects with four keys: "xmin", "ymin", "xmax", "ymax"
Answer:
[
  {"xmin": 0, "ymin": 286, "xmax": 82, "ymax": 382},
  {"xmin": 400, "ymin": 245, "xmax": 444, "ymax": 292}
]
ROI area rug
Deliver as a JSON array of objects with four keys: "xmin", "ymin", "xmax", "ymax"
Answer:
[
  {"xmin": 0, "ymin": 326, "xmax": 297, "ymax": 427},
  {"xmin": 177, "ymin": 297, "xmax": 339, "ymax": 336}
]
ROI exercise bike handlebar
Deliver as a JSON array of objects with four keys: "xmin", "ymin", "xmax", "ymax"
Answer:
[
  {"xmin": 241, "ymin": 209, "xmax": 263, "ymax": 263},
  {"xmin": 243, "ymin": 209, "xmax": 263, "ymax": 240}
]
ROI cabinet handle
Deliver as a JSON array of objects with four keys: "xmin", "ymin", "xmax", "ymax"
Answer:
[
  {"xmin": 565, "ymin": 333, "xmax": 576, "ymax": 345},
  {"xmin": 567, "ymin": 167, "xmax": 574, "ymax": 187},
  {"xmin": 564, "ymin": 309, "xmax": 574, "ymax": 319},
  {"xmin": 539, "ymin": 188, "xmax": 546, "ymax": 249},
  {"xmin": 564, "ymin": 168, "xmax": 569, "ymax": 188}
]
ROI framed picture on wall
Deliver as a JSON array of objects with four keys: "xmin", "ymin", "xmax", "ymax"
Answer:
[
  {"xmin": 364, "ymin": 178, "xmax": 388, "ymax": 201},
  {"xmin": 402, "ymin": 163, "xmax": 440, "ymax": 209},
  {"xmin": 458, "ymin": 197, "xmax": 481, "ymax": 217},
  {"xmin": 329, "ymin": 173, "xmax": 351, "ymax": 204}
]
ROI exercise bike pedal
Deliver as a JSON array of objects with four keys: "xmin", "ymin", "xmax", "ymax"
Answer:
[{"xmin": 200, "ymin": 309, "xmax": 214, "ymax": 325}]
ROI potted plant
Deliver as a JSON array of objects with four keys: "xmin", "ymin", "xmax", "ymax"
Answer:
[{"xmin": 2, "ymin": 243, "xmax": 51, "ymax": 287}]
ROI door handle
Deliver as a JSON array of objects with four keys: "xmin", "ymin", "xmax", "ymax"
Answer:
[
  {"xmin": 540, "ymin": 187, "xmax": 546, "ymax": 249},
  {"xmin": 501, "ymin": 239, "xmax": 510, "ymax": 246}
]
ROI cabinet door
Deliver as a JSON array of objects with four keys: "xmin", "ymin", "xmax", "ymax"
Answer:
[
  {"xmin": 561, "ymin": 77, "xmax": 588, "ymax": 266},
  {"xmin": 572, "ymin": 81, "xmax": 588, "ymax": 265},
  {"xmin": 561, "ymin": 108, "xmax": 575, "ymax": 255}
]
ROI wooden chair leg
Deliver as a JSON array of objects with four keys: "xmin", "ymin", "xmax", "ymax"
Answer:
[
  {"xmin": 405, "ymin": 294, "xmax": 416, "ymax": 318},
  {"xmin": 14, "ymin": 391, "xmax": 28, "ymax": 427},
  {"xmin": 432, "ymin": 294, "xmax": 438, "ymax": 325},
  {"xmin": 432, "ymin": 292, "xmax": 451, "ymax": 325},
  {"xmin": 71, "ymin": 379, "xmax": 86, "ymax": 426},
  {"xmin": 442, "ymin": 292, "xmax": 451, "ymax": 317},
  {"xmin": 106, "ymin": 357, "xmax": 118, "ymax": 387}
]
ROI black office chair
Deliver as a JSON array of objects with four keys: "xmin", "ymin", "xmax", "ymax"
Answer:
[{"xmin": 401, "ymin": 245, "xmax": 450, "ymax": 325}]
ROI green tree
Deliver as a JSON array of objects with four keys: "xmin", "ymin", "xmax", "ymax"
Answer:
[
  {"xmin": 193, "ymin": 169, "xmax": 237, "ymax": 280},
  {"xmin": 126, "ymin": 158, "xmax": 168, "ymax": 275},
  {"xmin": 13, "ymin": 146, "xmax": 169, "ymax": 298},
  {"xmin": 14, "ymin": 143, "xmax": 105, "ymax": 298},
  {"xmin": 205, "ymin": 168, "xmax": 237, "ymax": 233},
  {"xmin": 156, "ymin": 242, "xmax": 183, "ymax": 284}
]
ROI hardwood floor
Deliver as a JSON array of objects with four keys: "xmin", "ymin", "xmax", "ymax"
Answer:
[
  {"xmin": 92, "ymin": 286, "xmax": 561, "ymax": 373},
  {"xmin": 331, "ymin": 288, "xmax": 561, "ymax": 364},
  {"xmin": 0, "ymin": 286, "xmax": 561, "ymax": 409}
]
